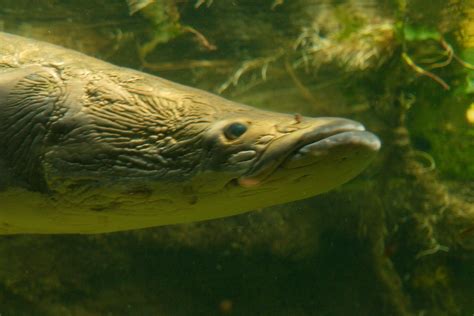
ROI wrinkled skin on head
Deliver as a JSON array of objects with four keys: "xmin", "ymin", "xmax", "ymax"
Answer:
[{"xmin": 0, "ymin": 32, "xmax": 380, "ymax": 234}]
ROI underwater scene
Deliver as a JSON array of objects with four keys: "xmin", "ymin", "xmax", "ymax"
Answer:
[{"xmin": 0, "ymin": 0, "xmax": 473, "ymax": 315}]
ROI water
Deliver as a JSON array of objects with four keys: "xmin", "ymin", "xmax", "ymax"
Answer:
[{"xmin": 0, "ymin": 0, "xmax": 473, "ymax": 315}]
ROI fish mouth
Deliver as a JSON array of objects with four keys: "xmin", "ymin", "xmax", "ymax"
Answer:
[{"xmin": 238, "ymin": 118, "xmax": 381, "ymax": 187}]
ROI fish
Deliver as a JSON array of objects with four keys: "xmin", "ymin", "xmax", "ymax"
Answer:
[{"xmin": 0, "ymin": 32, "xmax": 380, "ymax": 234}]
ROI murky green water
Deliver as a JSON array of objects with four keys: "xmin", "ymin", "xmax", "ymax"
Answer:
[{"xmin": 0, "ymin": 0, "xmax": 473, "ymax": 315}]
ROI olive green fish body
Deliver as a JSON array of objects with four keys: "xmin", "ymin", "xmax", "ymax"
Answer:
[{"xmin": 0, "ymin": 32, "xmax": 380, "ymax": 234}]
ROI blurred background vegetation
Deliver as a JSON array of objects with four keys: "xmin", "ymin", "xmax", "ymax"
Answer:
[{"xmin": 0, "ymin": 0, "xmax": 473, "ymax": 315}]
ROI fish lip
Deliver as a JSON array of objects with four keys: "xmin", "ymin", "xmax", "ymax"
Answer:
[{"xmin": 238, "ymin": 119, "xmax": 378, "ymax": 187}]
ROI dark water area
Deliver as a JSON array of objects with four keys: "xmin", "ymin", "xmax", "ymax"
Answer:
[{"xmin": 0, "ymin": 0, "xmax": 473, "ymax": 315}]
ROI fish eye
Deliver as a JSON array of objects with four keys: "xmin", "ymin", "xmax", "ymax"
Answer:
[{"xmin": 224, "ymin": 122, "xmax": 247, "ymax": 140}]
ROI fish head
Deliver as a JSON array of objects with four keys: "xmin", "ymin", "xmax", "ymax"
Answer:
[{"xmin": 196, "ymin": 107, "xmax": 381, "ymax": 203}]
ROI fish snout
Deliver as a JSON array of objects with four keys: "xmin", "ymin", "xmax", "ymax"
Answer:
[
  {"xmin": 276, "ymin": 116, "xmax": 377, "ymax": 151},
  {"xmin": 237, "ymin": 116, "xmax": 380, "ymax": 187},
  {"xmin": 282, "ymin": 117, "xmax": 381, "ymax": 169}
]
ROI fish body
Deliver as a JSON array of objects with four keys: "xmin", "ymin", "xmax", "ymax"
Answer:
[{"xmin": 0, "ymin": 32, "xmax": 380, "ymax": 234}]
